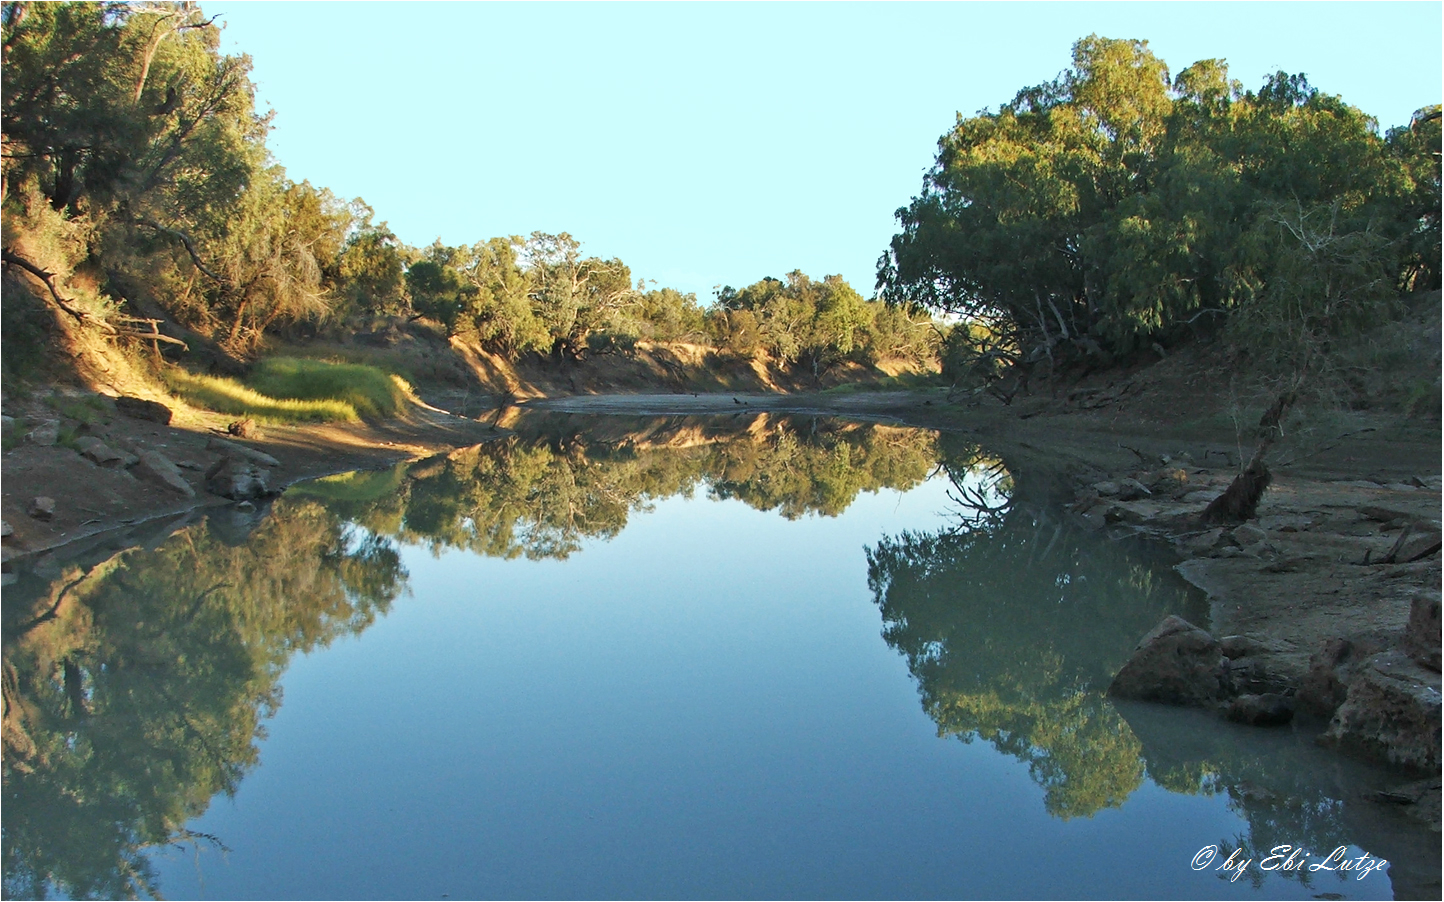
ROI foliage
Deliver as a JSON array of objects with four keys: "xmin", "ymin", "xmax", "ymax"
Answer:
[
  {"xmin": 880, "ymin": 35, "xmax": 1437, "ymax": 373},
  {"xmin": 710, "ymin": 271, "xmax": 937, "ymax": 376}
]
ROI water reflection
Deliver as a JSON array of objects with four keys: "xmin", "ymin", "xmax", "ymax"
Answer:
[
  {"xmin": 868, "ymin": 435, "xmax": 1436, "ymax": 895},
  {"xmin": 292, "ymin": 412, "xmax": 940, "ymax": 560},
  {"xmin": 2, "ymin": 502, "xmax": 402, "ymax": 899},
  {"xmin": 1, "ymin": 414, "xmax": 1430, "ymax": 899},
  {"xmin": 867, "ymin": 436, "xmax": 1205, "ymax": 819},
  {"xmin": 1, "ymin": 413, "xmax": 936, "ymax": 898}
]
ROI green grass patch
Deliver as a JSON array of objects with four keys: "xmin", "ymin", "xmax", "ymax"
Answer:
[
  {"xmin": 165, "ymin": 369, "xmax": 361, "ymax": 423},
  {"xmin": 247, "ymin": 357, "xmax": 409, "ymax": 420},
  {"xmin": 163, "ymin": 358, "xmax": 411, "ymax": 424}
]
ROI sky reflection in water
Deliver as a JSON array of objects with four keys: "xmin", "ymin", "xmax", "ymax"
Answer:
[{"xmin": 2, "ymin": 415, "xmax": 1414, "ymax": 899}]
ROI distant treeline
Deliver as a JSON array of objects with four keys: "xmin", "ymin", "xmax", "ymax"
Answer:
[
  {"xmin": 879, "ymin": 35, "xmax": 1441, "ymax": 377},
  {"xmin": 0, "ymin": 2, "xmax": 935, "ymax": 376}
]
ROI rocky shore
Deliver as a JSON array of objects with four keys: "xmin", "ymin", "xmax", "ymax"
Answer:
[{"xmin": 1073, "ymin": 455, "xmax": 1441, "ymax": 829}]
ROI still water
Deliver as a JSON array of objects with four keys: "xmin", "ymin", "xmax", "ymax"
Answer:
[{"xmin": 2, "ymin": 414, "xmax": 1431, "ymax": 899}]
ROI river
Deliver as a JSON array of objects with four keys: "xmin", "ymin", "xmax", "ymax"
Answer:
[{"xmin": 2, "ymin": 413, "xmax": 1431, "ymax": 899}]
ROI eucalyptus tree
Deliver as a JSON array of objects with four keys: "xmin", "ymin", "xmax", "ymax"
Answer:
[{"xmin": 880, "ymin": 35, "xmax": 1432, "ymax": 373}]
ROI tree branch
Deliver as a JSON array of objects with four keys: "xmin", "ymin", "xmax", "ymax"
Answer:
[
  {"xmin": 133, "ymin": 218, "xmax": 227, "ymax": 283},
  {"xmin": 0, "ymin": 246, "xmax": 105, "ymax": 327}
]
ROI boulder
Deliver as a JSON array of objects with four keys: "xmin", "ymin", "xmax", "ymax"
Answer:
[
  {"xmin": 1226, "ymin": 693, "xmax": 1295, "ymax": 726},
  {"xmin": 1181, "ymin": 489, "xmax": 1223, "ymax": 505},
  {"xmin": 1092, "ymin": 481, "xmax": 1121, "ymax": 497},
  {"xmin": 28, "ymin": 496, "xmax": 55, "ymax": 520},
  {"xmin": 1319, "ymin": 651, "xmax": 1441, "ymax": 772},
  {"xmin": 1183, "ymin": 527, "xmax": 1231, "ymax": 556},
  {"xmin": 115, "ymin": 396, "xmax": 173, "ymax": 425},
  {"xmin": 135, "ymin": 450, "xmax": 195, "ymax": 497},
  {"xmin": 74, "ymin": 436, "xmax": 125, "ymax": 467},
  {"xmin": 1107, "ymin": 615, "xmax": 1226, "ymax": 706},
  {"xmin": 1403, "ymin": 591, "xmax": 1442, "ymax": 671},
  {"xmin": 26, "ymin": 420, "xmax": 59, "ymax": 446},
  {"xmin": 1117, "ymin": 478, "xmax": 1152, "ymax": 501},
  {"xmin": 204, "ymin": 455, "xmax": 273, "ymax": 501},
  {"xmin": 1149, "ymin": 467, "xmax": 1189, "ymax": 493},
  {"xmin": 1297, "ymin": 635, "xmax": 1389, "ymax": 717},
  {"xmin": 1, "ymin": 520, "xmax": 11, "ymax": 537},
  {"xmin": 1231, "ymin": 523, "xmax": 1268, "ymax": 547},
  {"xmin": 1219, "ymin": 635, "xmax": 1268, "ymax": 659},
  {"xmin": 206, "ymin": 436, "xmax": 280, "ymax": 468}
]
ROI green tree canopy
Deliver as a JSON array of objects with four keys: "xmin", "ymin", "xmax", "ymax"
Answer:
[{"xmin": 879, "ymin": 35, "xmax": 1436, "ymax": 372}]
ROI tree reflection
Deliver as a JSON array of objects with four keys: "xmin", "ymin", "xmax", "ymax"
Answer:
[
  {"xmin": 2, "ymin": 500, "xmax": 405, "ymax": 900},
  {"xmin": 295, "ymin": 413, "xmax": 940, "ymax": 559},
  {"xmin": 2, "ymin": 413, "xmax": 936, "ymax": 897},
  {"xmin": 866, "ymin": 440, "xmax": 1203, "ymax": 818}
]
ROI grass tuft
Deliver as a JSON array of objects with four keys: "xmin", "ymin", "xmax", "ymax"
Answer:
[
  {"xmin": 163, "ymin": 358, "xmax": 411, "ymax": 424},
  {"xmin": 164, "ymin": 370, "xmax": 362, "ymax": 423},
  {"xmin": 247, "ymin": 358, "xmax": 409, "ymax": 420}
]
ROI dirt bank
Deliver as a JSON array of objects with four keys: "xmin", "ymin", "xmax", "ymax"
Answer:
[{"xmin": 0, "ymin": 390, "xmax": 503, "ymax": 569}]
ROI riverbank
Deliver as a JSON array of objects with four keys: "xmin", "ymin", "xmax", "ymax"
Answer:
[{"xmin": 0, "ymin": 390, "xmax": 503, "ymax": 568}]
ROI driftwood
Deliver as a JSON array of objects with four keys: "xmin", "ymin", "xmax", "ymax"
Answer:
[{"xmin": 1200, "ymin": 387, "xmax": 1297, "ymax": 525}]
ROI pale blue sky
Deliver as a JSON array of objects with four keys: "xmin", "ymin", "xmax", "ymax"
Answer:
[{"xmin": 209, "ymin": 2, "xmax": 1442, "ymax": 302}]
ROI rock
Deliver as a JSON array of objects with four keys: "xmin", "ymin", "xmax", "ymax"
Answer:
[
  {"xmin": 25, "ymin": 420, "xmax": 59, "ymax": 446},
  {"xmin": 115, "ymin": 396, "xmax": 173, "ymax": 425},
  {"xmin": 204, "ymin": 455, "xmax": 273, "ymax": 501},
  {"xmin": 1319, "ymin": 651, "xmax": 1441, "ymax": 771},
  {"xmin": 73, "ymin": 436, "xmax": 125, "ymax": 467},
  {"xmin": 1403, "ymin": 591, "xmax": 1441, "ymax": 671},
  {"xmin": 206, "ymin": 436, "xmax": 280, "ymax": 467},
  {"xmin": 0, "ymin": 415, "xmax": 13, "ymax": 436},
  {"xmin": 1297, "ymin": 636, "xmax": 1390, "ymax": 717},
  {"xmin": 1107, "ymin": 615, "xmax": 1226, "ymax": 706},
  {"xmin": 1220, "ymin": 635, "xmax": 1267, "ymax": 659},
  {"xmin": 1183, "ymin": 528, "xmax": 1231, "ymax": 556},
  {"xmin": 28, "ymin": 496, "xmax": 55, "ymax": 520},
  {"xmin": 227, "ymin": 418, "xmax": 258, "ymax": 438},
  {"xmin": 1103, "ymin": 504, "xmax": 1147, "ymax": 525},
  {"xmin": 1227, "ymin": 693, "xmax": 1295, "ymax": 726},
  {"xmin": 0, "ymin": 520, "xmax": 10, "ymax": 537},
  {"xmin": 1117, "ymin": 478, "xmax": 1152, "ymax": 501},
  {"xmin": 1092, "ymin": 481, "xmax": 1121, "ymax": 497},
  {"xmin": 1231, "ymin": 523, "xmax": 1267, "ymax": 546},
  {"xmin": 1181, "ymin": 489, "xmax": 1222, "ymax": 505},
  {"xmin": 1149, "ymin": 467, "xmax": 1189, "ymax": 492},
  {"xmin": 135, "ymin": 450, "xmax": 195, "ymax": 497},
  {"xmin": 1223, "ymin": 655, "xmax": 1292, "ymax": 697},
  {"xmin": 1392, "ymin": 527, "xmax": 1442, "ymax": 564}
]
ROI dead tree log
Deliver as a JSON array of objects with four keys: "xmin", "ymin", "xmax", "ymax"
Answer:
[{"xmin": 1200, "ymin": 387, "xmax": 1298, "ymax": 525}]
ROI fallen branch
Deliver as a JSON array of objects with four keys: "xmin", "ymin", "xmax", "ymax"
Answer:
[{"xmin": 0, "ymin": 247, "xmax": 105, "ymax": 327}]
